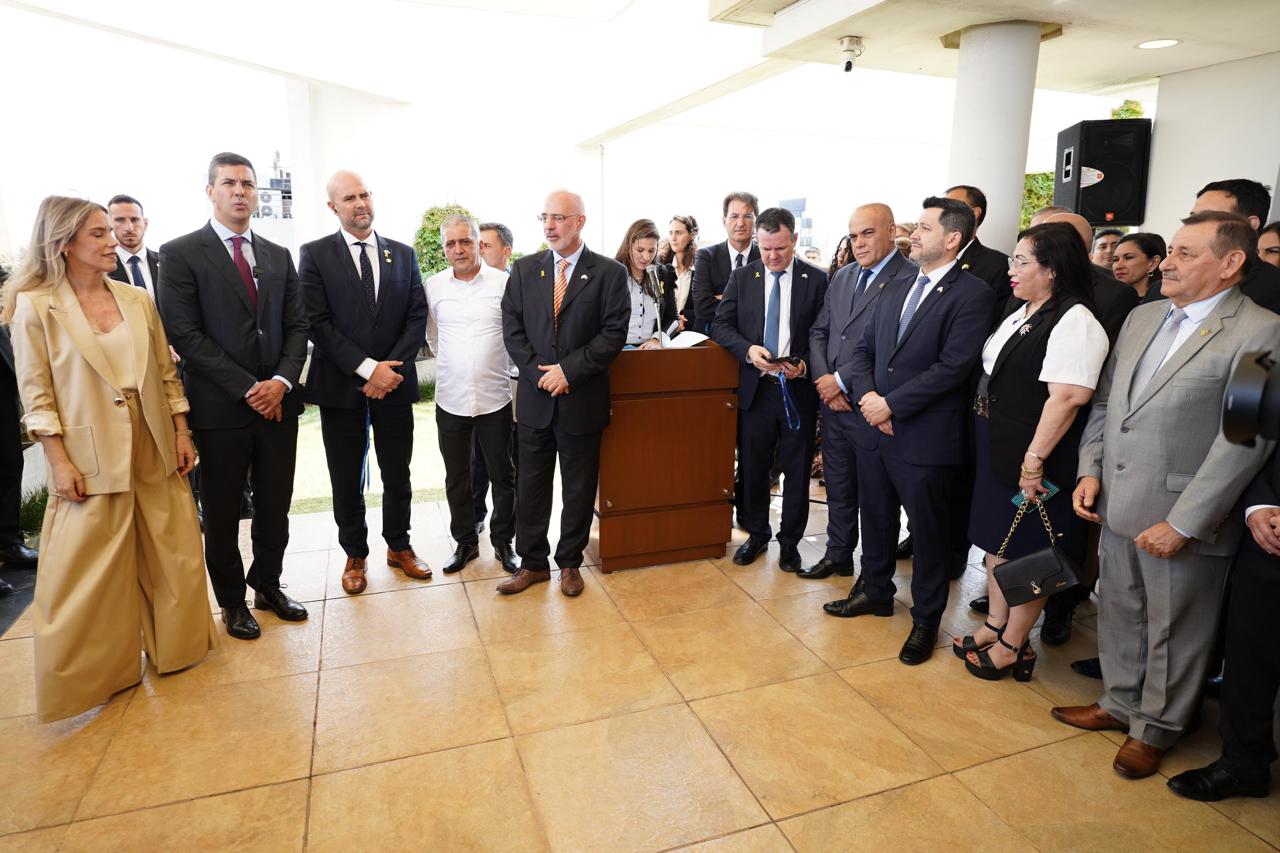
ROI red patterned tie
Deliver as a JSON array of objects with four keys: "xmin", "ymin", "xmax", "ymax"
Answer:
[
  {"xmin": 230, "ymin": 235, "xmax": 258, "ymax": 309},
  {"xmin": 553, "ymin": 258, "xmax": 569, "ymax": 334}
]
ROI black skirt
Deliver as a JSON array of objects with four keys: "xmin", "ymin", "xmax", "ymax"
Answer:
[{"xmin": 968, "ymin": 414, "xmax": 1089, "ymax": 564}]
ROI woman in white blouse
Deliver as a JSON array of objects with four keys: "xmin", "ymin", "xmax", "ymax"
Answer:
[
  {"xmin": 666, "ymin": 215, "xmax": 698, "ymax": 331},
  {"xmin": 613, "ymin": 219, "xmax": 677, "ymax": 350},
  {"xmin": 955, "ymin": 222, "xmax": 1110, "ymax": 681}
]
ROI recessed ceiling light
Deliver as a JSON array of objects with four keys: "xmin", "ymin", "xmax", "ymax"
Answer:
[{"xmin": 1137, "ymin": 39, "xmax": 1180, "ymax": 49}]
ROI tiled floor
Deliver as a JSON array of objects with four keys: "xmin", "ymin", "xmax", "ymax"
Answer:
[{"xmin": 1, "ymin": 496, "xmax": 1277, "ymax": 851}]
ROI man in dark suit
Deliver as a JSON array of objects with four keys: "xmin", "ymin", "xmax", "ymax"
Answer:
[
  {"xmin": 713, "ymin": 207, "xmax": 829, "ymax": 571},
  {"xmin": 107, "ymin": 194, "xmax": 162, "ymax": 305},
  {"xmin": 160, "ymin": 152, "xmax": 310, "ymax": 640},
  {"xmin": 802, "ymin": 203, "xmax": 916, "ymax": 579},
  {"xmin": 472, "ymin": 221, "xmax": 517, "ymax": 535},
  {"xmin": 0, "ymin": 285, "xmax": 38, "ymax": 590},
  {"xmin": 691, "ymin": 191, "xmax": 761, "ymax": 334},
  {"xmin": 945, "ymin": 184, "xmax": 1011, "ymax": 327},
  {"xmin": 1192, "ymin": 178, "xmax": 1280, "ymax": 314},
  {"xmin": 498, "ymin": 190, "xmax": 629, "ymax": 597},
  {"xmin": 823, "ymin": 197, "xmax": 994, "ymax": 666},
  {"xmin": 299, "ymin": 170, "xmax": 430, "ymax": 596}
]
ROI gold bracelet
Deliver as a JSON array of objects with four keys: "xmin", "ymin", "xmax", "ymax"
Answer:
[
  {"xmin": 175, "ymin": 429, "xmax": 193, "ymax": 436},
  {"xmin": 1019, "ymin": 466, "xmax": 1043, "ymax": 478},
  {"xmin": 1026, "ymin": 450, "xmax": 1043, "ymax": 462}
]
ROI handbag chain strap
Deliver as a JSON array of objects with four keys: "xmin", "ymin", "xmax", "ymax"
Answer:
[{"xmin": 995, "ymin": 499, "xmax": 1058, "ymax": 560}]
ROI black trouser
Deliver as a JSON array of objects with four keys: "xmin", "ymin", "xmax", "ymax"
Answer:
[
  {"xmin": 515, "ymin": 417, "xmax": 600, "ymax": 570},
  {"xmin": 856, "ymin": 448, "xmax": 956, "ymax": 628},
  {"xmin": 819, "ymin": 405, "xmax": 859, "ymax": 563},
  {"xmin": 196, "ymin": 416, "xmax": 298, "ymax": 608},
  {"xmin": 320, "ymin": 402, "xmax": 414, "ymax": 558},
  {"xmin": 471, "ymin": 418, "xmax": 519, "ymax": 524},
  {"xmin": 437, "ymin": 404, "xmax": 516, "ymax": 548},
  {"xmin": 1218, "ymin": 540, "xmax": 1280, "ymax": 781},
  {"xmin": 739, "ymin": 380, "xmax": 816, "ymax": 546},
  {"xmin": 0, "ymin": 378, "xmax": 23, "ymax": 548}
]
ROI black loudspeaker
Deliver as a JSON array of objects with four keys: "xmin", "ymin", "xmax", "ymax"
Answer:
[{"xmin": 1053, "ymin": 119, "xmax": 1152, "ymax": 226}]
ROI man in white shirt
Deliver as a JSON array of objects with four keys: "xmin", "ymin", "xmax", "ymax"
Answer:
[
  {"xmin": 107, "ymin": 194, "xmax": 161, "ymax": 305},
  {"xmin": 427, "ymin": 214, "xmax": 519, "ymax": 574}
]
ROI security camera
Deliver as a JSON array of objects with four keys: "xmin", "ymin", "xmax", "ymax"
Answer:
[{"xmin": 838, "ymin": 36, "xmax": 864, "ymax": 73}]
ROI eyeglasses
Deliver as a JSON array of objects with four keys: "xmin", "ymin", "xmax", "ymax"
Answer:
[
  {"xmin": 726, "ymin": 213, "xmax": 756, "ymax": 223},
  {"xmin": 537, "ymin": 213, "xmax": 578, "ymax": 223},
  {"xmin": 1008, "ymin": 257, "xmax": 1038, "ymax": 270}
]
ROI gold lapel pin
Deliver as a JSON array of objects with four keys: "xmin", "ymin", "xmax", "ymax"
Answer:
[
  {"xmin": 1018, "ymin": 323, "xmax": 1032, "ymax": 336},
  {"xmin": 1199, "ymin": 328, "xmax": 1209, "ymax": 336},
  {"xmin": 962, "ymin": 263, "xmax": 970, "ymax": 270},
  {"xmin": 540, "ymin": 270, "xmax": 546, "ymax": 278},
  {"xmin": 383, "ymin": 249, "xmax": 391, "ymax": 264},
  {"xmin": 754, "ymin": 271, "xmax": 761, "ymax": 278}
]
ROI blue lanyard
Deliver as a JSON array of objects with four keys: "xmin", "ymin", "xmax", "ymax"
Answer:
[{"xmin": 778, "ymin": 373, "xmax": 801, "ymax": 431}]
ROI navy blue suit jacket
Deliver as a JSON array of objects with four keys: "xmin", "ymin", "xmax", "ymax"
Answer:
[
  {"xmin": 711, "ymin": 257, "xmax": 829, "ymax": 413},
  {"xmin": 298, "ymin": 232, "xmax": 427, "ymax": 409},
  {"xmin": 691, "ymin": 241, "xmax": 760, "ymax": 334},
  {"xmin": 847, "ymin": 261, "xmax": 993, "ymax": 466}
]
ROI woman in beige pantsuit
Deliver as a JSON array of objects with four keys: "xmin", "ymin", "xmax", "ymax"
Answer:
[{"xmin": 2, "ymin": 196, "xmax": 216, "ymax": 723}]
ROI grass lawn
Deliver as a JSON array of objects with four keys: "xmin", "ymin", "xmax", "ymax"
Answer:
[{"xmin": 290, "ymin": 401, "xmax": 448, "ymax": 514}]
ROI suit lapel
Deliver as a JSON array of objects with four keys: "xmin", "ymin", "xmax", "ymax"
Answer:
[
  {"xmin": 373, "ymin": 235, "xmax": 395, "ymax": 318},
  {"xmin": 1129, "ymin": 293, "xmax": 1240, "ymax": 413},
  {"xmin": 557, "ymin": 247, "xmax": 594, "ymax": 316},
  {"xmin": 891, "ymin": 265, "xmax": 954, "ymax": 354},
  {"xmin": 789, "ymin": 262, "xmax": 813, "ymax": 346},
  {"xmin": 201, "ymin": 224, "xmax": 256, "ymax": 318},
  {"xmin": 989, "ymin": 302, "xmax": 1055, "ymax": 379},
  {"xmin": 332, "ymin": 232, "xmax": 373, "ymax": 320},
  {"xmin": 47, "ymin": 280, "xmax": 118, "ymax": 389}
]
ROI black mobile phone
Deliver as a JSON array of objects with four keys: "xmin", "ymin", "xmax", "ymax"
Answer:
[{"xmin": 768, "ymin": 354, "xmax": 803, "ymax": 366}]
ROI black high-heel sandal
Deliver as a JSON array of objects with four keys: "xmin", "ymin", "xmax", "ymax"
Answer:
[
  {"xmin": 952, "ymin": 621, "xmax": 1005, "ymax": 659},
  {"xmin": 965, "ymin": 635, "xmax": 1037, "ymax": 682}
]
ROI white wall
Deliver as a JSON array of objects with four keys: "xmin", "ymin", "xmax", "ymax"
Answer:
[{"xmin": 1144, "ymin": 51, "xmax": 1280, "ymax": 240}]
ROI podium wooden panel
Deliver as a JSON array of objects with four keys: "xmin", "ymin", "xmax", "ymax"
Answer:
[{"xmin": 596, "ymin": 342, "xmax": 739, "ymax": 572}]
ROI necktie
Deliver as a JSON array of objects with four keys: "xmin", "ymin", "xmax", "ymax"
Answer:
[
  {"xmin": 764, "ymin": 270, "xmax": 782, "ymax": 356},
  {"xmin": 553, "ymin": 258, "xmax": 569, "ymax": 334},
  {"xmin": 230, "ymin": 235, "xmax": 257, "ymax": 309},
  {"xmin": 896, "ymin": 274, "xmax": 931, "ymax": 344},
  {"xmin": 734, "ymin": 252, "xmax": 744, "ymax": 270},
  {"xmin": 127, "ymin": 255, "xmax": 146, "ymax": 289},
  {"xmin": 356, "ymin": 242, "xmax": 376, "ymax": 313},
  {"xmin": 853, "ymin": 266, "xmax": 872, "ymax": 302},
  {"xmin": 1131, "ymin": 307, "xmax": 1188, "ymax": 395}
]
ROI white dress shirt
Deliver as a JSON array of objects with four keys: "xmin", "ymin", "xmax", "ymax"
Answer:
[
  {"xmin": 625, "ymin": 274, "xmax": 660, "ymax": 345},
  {"xmin": 900, "ymin": 258, "xmax": 958, "ymax": 321},
  {"xmin": 426, "ymin": 263, "xmax": 512, "ymax": 417},
  {"xmin": 208, "ymin": 218, "xmax": 291, "ymax": 391},
  {"xmin": 341, "ymin": 228, "xmax": 381, "ymax": 297},
  {"xmin": 552, "ymin": 242, "xmax": 586, "ymax": 287},
  {"xmin": 115, "ymin": 246, "xmax": 154, "ymax": 300}
]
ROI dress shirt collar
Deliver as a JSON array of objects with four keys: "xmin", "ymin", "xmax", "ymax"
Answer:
[
  {"xmin": 210, "ymin": 217, "xmax": 252, "ymax": 243},
  {"xmin": 448, "ymin": 262, "xmax": 501, "ymax": 285},
  {"xmin": 1173, "ymin": 288, "xmax": 1230, "ymax": 326},
  {"xmin": 959, "ymin": 238, "xmax": 977, "ymax": 259},
  {"xmin": 726, "ymin": 240, "xmax": 754, "ymax": 264},
  {"xmin": 861, "ymin": 250, "xmax": 896, "ymax": 281},
  {"xmin": 764, "ymin": 258, "xmax": 795, "ymax": 282},
  {"xmin": 552, "ymin": 242, "xmax": 585, "ymax": 268},
  {"xmin": 341, "ymin": 228, "xmax": 377, "ymax": 249},
  {"xmin": 917, "ymin": 258, "xmax": 957, "ymax": 286},
  {"xmin": 115, "ymin": 246, "xmax": 147, "ymax": 264}
]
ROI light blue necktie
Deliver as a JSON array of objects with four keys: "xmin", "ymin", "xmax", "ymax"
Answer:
[
  {"xmin": 764, "ymin": 270, "xmax": 782, "ymax": 356},
  {"xmin": 896, "ymin": 274, "xmax": 931, "ymax": 344},
  {"xmin": 127, "ymin": 255, "xmax": 146, "ymax": 289}
]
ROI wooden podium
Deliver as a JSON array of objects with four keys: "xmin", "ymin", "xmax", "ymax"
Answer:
[{"xmin": 595, "ymin": 342, "xmax": 739, "ymax": 572}]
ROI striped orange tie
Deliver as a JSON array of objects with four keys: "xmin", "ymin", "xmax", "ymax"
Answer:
[{"xmin": 553, "ymin": 258, "xmax": 569, "ymax": 333}]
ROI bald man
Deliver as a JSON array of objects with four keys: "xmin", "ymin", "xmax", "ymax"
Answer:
[
  {"xmin": 499, "ymin": 190, "xmax": 629, "ymax": 596},
  {"xmin": 298, "ymin": 171, "xmax": 430, "ymax": 596}
]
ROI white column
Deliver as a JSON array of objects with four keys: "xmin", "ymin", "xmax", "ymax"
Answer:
[{"xmin": 947, "ymin": 21, "xmax": 1042, "ymax": 254}]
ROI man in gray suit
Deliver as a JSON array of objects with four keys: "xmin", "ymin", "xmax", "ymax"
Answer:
[
  {"xmin": 1053, "ymin": 211, "xmax": 1280, "ymax": 779},
  {"xmin": 801, "ymin": 203, "xmax": 917, "ymax": 579}
]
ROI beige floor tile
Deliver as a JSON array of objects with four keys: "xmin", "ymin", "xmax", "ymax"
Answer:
[
  {"xmin": 205, "ymin": 547, "xmax": 331, "ymax": 612},
  {"xmin": 1212, "ymin": 790, "xmax": 1280, "ymax": 849},
  {"xmin": 1022, "ymin": 624, "xmax": 1103, "ymax": 709},
  {"xmin": 591, "ymin": 560, "xmax": 752, "ymax": 621},
  {"xmin": 956, "ymin": 734, "xmax": 1272, "ymax": 851},
  {"xmin": 308, "ymin": 739, "xmax": 546, "ymax": 852},
  {"xmin": 631, "ymin": 601, "xmax": 827, "ymax": 700},
  {"xmin": 313, "ymin": 646, "xmax": 508, "ymax": 774},
  {"xmin": 759, "ymin": 588, "xmax": 941, "ymax": 669},
  {"xmin": 61, "ymin": 780, "xmax": 308, "ymax": 852},
  {"xmin": 676, "ymin": 824, "xmax": 792, "ymax": 852},
  {"xmin": 0, "ymin": 606, "xmax": 32, "ymax": 640},
  {"xmin": 780, "ymin": 775, "xmax": 1034, "ymax": 852},
  {"xmin": 0, "ymin": 638, "xmax": 36, "ymax": 719},
  {"xmin": 517, "ymin": 704, "xmax": 766, "ymax": 852},
  {"xmin": 711, "ymin": 539, "xmax": 850, "ymax": 601},
  {"xmin": 487, "ymin": 622, "xmax": 680, "ymax": 734},
  {"xmin": 77, "ymin": 673, "xmax": 316, "ymax": 819},
  {"xmin": 465, "ymin": 568, "xmax": 624, "ymax": 644},
  {"xmin": 839, "ymin": 654, "xmax": 1073, "ymax": 771},
  {"xmin": 320, "ymin": 584, "xmax": 479, "ymax": 670},
  {"xmin": 142, "ymin": 613, "xmax": 322, "ymax": 696},
  {"xmin": 284, "ymin": 510, "xmax": 333, "ymax": 552},
  {"xmin": 691, "ymin": 672, "xmax": 941, "ymax": 819},
  {"xmin": 0, "ymin": 701, "xmax": 127, "ymax": 835},
  {"xmin": 0, "ymin": 824, "xmax": 67, "ymax": 853}
]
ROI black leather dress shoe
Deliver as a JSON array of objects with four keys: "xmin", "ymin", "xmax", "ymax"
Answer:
[
  {"xmin": 442, "ymin": 542, "xmax": 481, "ymax": 574},
  {"xmin": 969, "ymin": 595, "xmax": 990, "ymax": 615},
  {"xmin": 253, "ymin": 588, "xmax": 308, "ymax": 621},
  {"xmin": 0, "ymin": 576, "xmax": 13, "ymax": 598},
  {"xmin": 778, "ymin": 543, "xmax": 802, "ymax": 573},
  {"xmin": 0, "ymin": 541, "xmax": 38, "ymax": 568},
  {"xmin": 894, "ymin": 535, "xmax": 913, "ymax": 559},
  {"xmin": 797, "ymin": 558, "xmax": 854, "ymax": 580},
  {"xmin": 1168, "ymin": 763, "xmax": 1270, "ymax": 801},
  {"xmin": 732, "ymin": 536, "xmax": 770, "ymax": 566},
  {"xmin": 823, "ymin": 590, "xmax": 894, "ymax": 618},
  {"xmin": 494, "ymin": 543, "xmax": 519, "ymax": 574},
  {"xmin": 1071, "ymin": 657, "xmax": 1103, "ymax": 679},
  {"xmin": 221, "ymin": 603, "xmax": 261, "ymax": 640},
  {"xmin": 899, "ymin": 623, "xmax": 938, "ymax": 665},
  {"xmin": 1040, "ymin": 610, "xmax": 1073, "ymax": 646}
]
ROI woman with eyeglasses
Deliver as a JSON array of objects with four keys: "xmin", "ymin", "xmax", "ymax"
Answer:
[
  {"xmin": 956, "ymin": 222, "xmax": 1109, "ymax": 681},
  {"xmin": 614, "ymin": 219, "xmax": 677, "ymax": 350},
  {"xmin": 1111, "ymin": 232, "xmax": 1167, "ymax": 303}
]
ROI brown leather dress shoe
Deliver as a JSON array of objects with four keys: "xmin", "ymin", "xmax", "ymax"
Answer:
[
  {"xmin": 341, "ymin": 556, "xmax": 368, "ymax": 594},
  {"xmin": 496, "ymin": 567, "xmax": 551, "ymax": 595},
  {"xmin": 560, "ymin": 566, "xmax": 584, "ymax": 597},
  {"xmin": 1114, "ymin": 737, "xmax": 1165, "ymax": 779},
  {"xmin": 1050, "ymin": 703, "xmax": 1127, "ymax": 731},
  {"xmin": 387, "ymin": 547, "xmax": 431, "ymax": 580}
]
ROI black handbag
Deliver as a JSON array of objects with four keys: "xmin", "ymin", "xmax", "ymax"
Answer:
[{"xmin": 992, "ymin": 498, "xmax": 1081, "ymax": 607}]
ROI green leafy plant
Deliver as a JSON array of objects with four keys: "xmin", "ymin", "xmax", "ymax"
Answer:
[
  {"xmin": 20, "ymin": 485, "xmax": 47, "ymax": 537},
  {"xmin": 1021, "ymin": 172, "xmax": 1055, "ymax": 230},
  {"xmin": 418, "ymin": 378, "xmax": 436, "ymax": 403},
  {"xmin": 1111, "ymin": 100, "xmax": 1145, "ymax": 119},
  {"xmin": 414, "ymin": 204, "xmax": 476, "ymax": 278}
]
